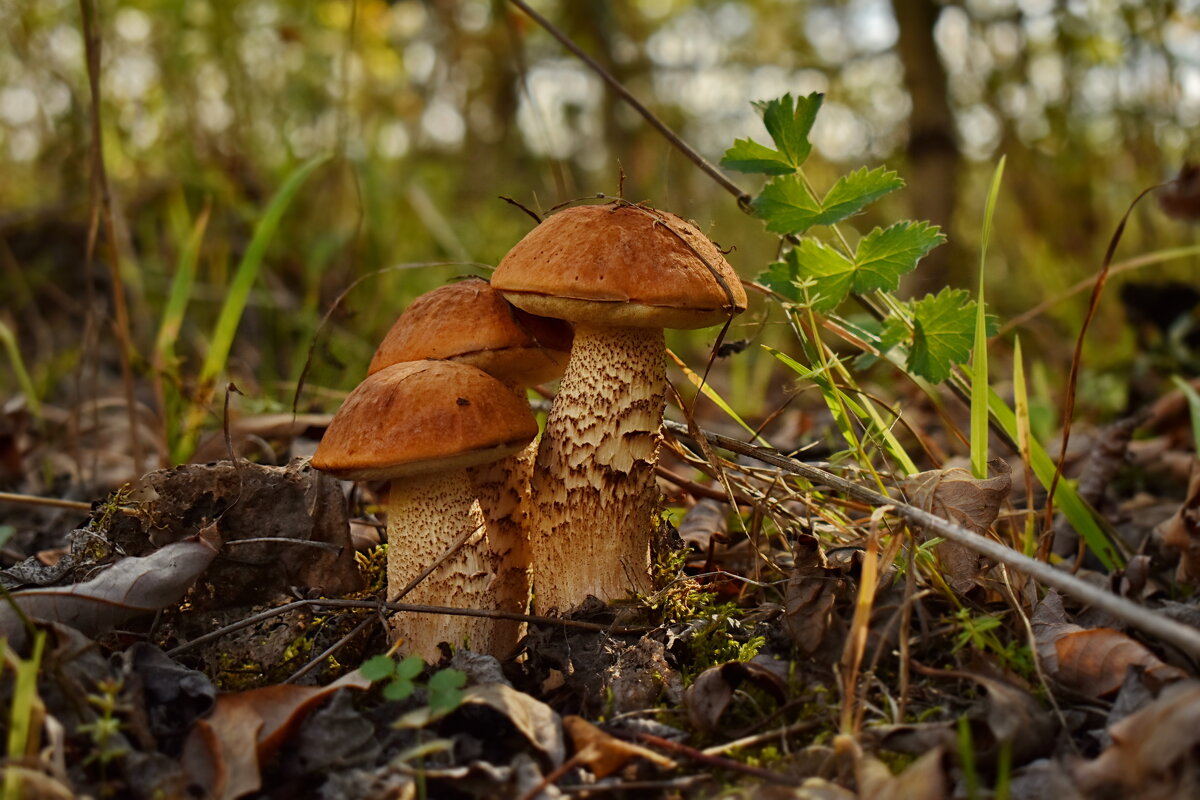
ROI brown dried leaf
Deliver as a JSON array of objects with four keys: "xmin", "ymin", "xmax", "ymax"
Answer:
[
  {"xmin": 1034, "ymin": 594, "xmax": 1187, "ymax": 697},
  {"xmin": 782, "ymin": 539, "xmax": 844, "ymax": 656},
  {"xmin": 1073, "ymin": 680, "xmax": 1200, "ymax": 797},
  {"xmin": 0, "ymin": 535, "xmax": 219, "ymax": 647},
  {"xmin": 1158, "ymin": 458, "xmax": 1200, "ymax": 583},
  {"xmin": 181, "ymin": 670, "xmax": 371, "ymax": 800},
  {"xmin": 458, "ymin": 683, "xmax": 565, "ymax": 767},
  {"xmin": 857, "ymin": 745, "xmax": 946, "ymax": 800},
  {"xmin": 902, "ymin": 459, "xmax": 1012, "ymax": 593},
  {"xmin": 562, "ymin": 716, "xmax": 675, "ymax": 778},
  {"xmin": 684, "ymin": 658, "xmax": 790, "ymax": 733},
  {"xmin": 677, "ymin": 497, "xmax": 729, "ymax": 553},
  {"xmin": 1158, "ymin": 162, "xmax": 1200, "ymax": 223}
]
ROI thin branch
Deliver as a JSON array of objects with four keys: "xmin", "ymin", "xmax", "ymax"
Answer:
[
  {"xmin": 662, "ymin": 418, "xmax": 1200, "ymax": 661},
  {"xmin": 506, "ymin": 0, "xmax": 750, "ymax": 205}
]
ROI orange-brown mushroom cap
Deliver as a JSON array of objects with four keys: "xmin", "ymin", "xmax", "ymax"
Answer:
[
  {"xmin": 492, "ymin": 204, "xmax": 747, "ymax": 329},
  {"xmin": 367, "ymin": 278, "xmax": 572, "ymax": 387},
  {"xmin": 311, "ymin": 360, "xmax": 538, "ymax": 482}
]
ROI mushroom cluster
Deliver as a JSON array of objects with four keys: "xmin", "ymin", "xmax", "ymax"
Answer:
[{"xmin": 312, "ymin": 202, "xmax": 744, "ymax": 658}]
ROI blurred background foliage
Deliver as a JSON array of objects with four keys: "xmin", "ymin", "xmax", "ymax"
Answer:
[{"xmin": 0, "ymin": 0, "xmax": 1197, "ymax": 473}]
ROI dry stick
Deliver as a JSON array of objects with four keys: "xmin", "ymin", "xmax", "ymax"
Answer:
[
  {"xmin": 166, "ymin": 598, "xmax": 646, "ymax": 657},
  {"xmin": 506, "ymin": 0, "xmax": 750, "ymax": 206},
  {"xmin": 662, "ymin": 419, "xmax": 1200, "ymax": 661},
  {"xmin": 79, "ymin": 0, "xmax": 145, "ymax": 477},
  {"xmin": 631, "ymin": 733, "xmax": 799, "ymax": 787},
  {"xmin": 287, "ymin": 612, "xmax": 377, "ymax": 684}
]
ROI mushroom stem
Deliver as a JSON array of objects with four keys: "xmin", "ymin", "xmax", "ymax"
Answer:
[
  {"xmin": 529, "ymin": 324, "xmax": 665, "ymax": 612},
  {"xmin": 466, "ymin": 444, "xmax": 534, "ymax": 646},
  {"xmin": 387, "ymin": 469, "xmax": 507, "ymax": 660}
]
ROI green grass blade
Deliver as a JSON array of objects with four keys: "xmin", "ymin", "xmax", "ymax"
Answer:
[
  {"xmin": 668, "ymin": 350, "xmax": 771, "ymax": 445},
  {"xmin": 200, "ymin": 154, "xmax": 331, "ymax": 386},
  {"xmin": 1170, "ymin": 376, "xmax": 1200, "ymax": 454},
  {"xmin": 1012, "ymin": 337, "xmax": 1037, "ymax": 556},
  {"xmin": 4, "ymin": 631, "xmax": 46, "ymax": 799},
  {"xmin": 988, "ymin": 387, "xmax": 1122, "ymax": 568},
  {"xmin": 155, "ymin": 203, "xmax": 210, "ymax": 366},
  {"xmin": 0, "ymin": 319, "xmax": 42, "ymax": 422},
  {"xmin": 971, "ymin": 156, "xmax": 1005, "ymax": 479}
]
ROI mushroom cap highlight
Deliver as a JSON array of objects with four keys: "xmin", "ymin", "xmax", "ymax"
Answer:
[
  {"xmin": 368, "ymin": 278, "xmax": 572, "ymax": 387},
  {"xmin": 311, "ymin": 360, "xmax": 539, "ymax": 482},
  {"xmin": 492, "ymin": 204, "xmax": 748, "ymax": 329}
]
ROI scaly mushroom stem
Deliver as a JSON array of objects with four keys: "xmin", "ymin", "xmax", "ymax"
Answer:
[
  {"xmin": 530, "ymin": 324, "xmax": 665, "ymax": 612},
  {"xmin": 466, "ymin": 444, "xmax": 534, "ymax": 648},
  {"xmin": 387, "ymin": 469, "xmax": 505, "ymax": 660}
]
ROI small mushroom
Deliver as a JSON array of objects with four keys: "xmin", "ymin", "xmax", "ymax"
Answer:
[
  {"xmin": 311, "ymin": 360, "xmax": 538, "ymax": 660},
  {"xmin": 367, "ymin": 277, "xmax": 572, "ymax": 646},
  {"xmin": 492, "ymin": 203, "xmax": 747, "ymax": 612}
]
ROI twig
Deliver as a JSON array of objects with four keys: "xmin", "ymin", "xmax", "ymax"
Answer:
[
  {"xmin": 700, "ymin": 719, "xmax": 821, "ymax": 757},
  {"xmin": 166, "ymin": 598, "xmax": 647, "ymax": 657},
  {"xmin": 631, "ymin": 732, "xmax": 799, "ymax": 786},
  {"xmin": 662, "ymin": 419, "xmax": 1200, "ymax": 661},
  {"xmin": 506, "ymin": 0, "xmax": 750, "ymax": 205},
  {"xmin": 0, "ymin": 492, "xmax": 95, "ymax": 513},
  {"xmin": 286, "ymin": 612, "xmax": 377, "ymax": 684},
  {"xmin": 221, "ymin": 538, "xmax": 343, "ymax": 553}
]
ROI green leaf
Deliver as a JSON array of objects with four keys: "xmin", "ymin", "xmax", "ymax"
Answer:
[
  {"xmin": 427, "ymin": 668, "xmax": 467, "ymax": 713},
  {"xmin": 382, "ymin": 678, "xmax": 415, "ymax": 702},
  {"xmin": 720, "ymin": 138, "xmax": 795, "ymax": 175},
  {"xmin": 853, "ymin": 221, "xmax": 945, "ymax": 293},
  {"xmin": 720, "ymin": 93, "xmax": 823, "ymax": 175},
  {"xmin": 789, "ymin": 239, "xmax": 855, "ymax": 311},
  {"xmin": 756, "ymin": 259, "xmax": 807, "ymax": 304},
  {"xmin": 752, "ymin": 167, "xmax": 903, "ymax": 235},
  {"xmin": 757, "ymin": 92, "xmax": 822, "ymax": 167},
  {"xmin": 396, "ymin": 654, "xmax": 426, "ymax": 680},
  {"xmin": 361, "ymin": 655, "xmax": 399, "ymax": 682},
  {"xmin": 908, "ymin": 289, "xmax": 978, "ymax": 383}
]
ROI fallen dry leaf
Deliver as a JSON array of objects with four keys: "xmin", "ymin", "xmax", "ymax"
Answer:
[
  {"xmin": 562, "ymin": 715, "xmax": 676, "ymax": 778},
  {"xmin": 1034, "ymin": 593, "xmax": 1187, "ymax": 697},
  {"xmin": 458, "ymin": 683, "xmax": 565, "ymax": 767},
  {"xmin": 782, "ymin": 538, "xmax": 845, "ymax": 657},
  {"xmin": 0, "ymin": 534, "xmax": 219, "ymax": 648},
  {"xmin": 181, "ymin": 669, "xmax": 372, "ymax": 800},
  {"xmin": 1073, "ymin": 680, "xmax": 1200, "ymax": 798},
  {"xmin": 685, "ymin": 657, "xmax": 789, "ymax": 733},
  {"xmin": 1157, "ymin": 458, "xmax": 1200, "ymax": 583},
  {"xmin": 902, "ymin": 459, "xmax": 1011, "ymax": 593}
]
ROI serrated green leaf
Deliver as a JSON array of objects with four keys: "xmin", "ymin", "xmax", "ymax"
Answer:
[
  {"xmin": 908, "ymin": 288, "xmax": 977, "ymax": 383},
  {"xmin": 757, "ymin": 259, "xmax": 806, "ymax": 304},
  {"xmin": 879, "ymin": 314, "xmax": 910, "ymax": 353},
  {"xmin": 752, "ymin": 167, "xmax": 903, "ymax": 235},
  {"xmin": 396, "ymin": 654, "xmax": 425, "ymax": 680},
  {"xmin": 853, "ymin": 221, "xmax": 945, "ymax": 293},
  {"xmin": 360, "ymin": 655, "xmax": 397, "ymax": 682},
  {"xmin": 720, "ymin": 138, "xmax": 795, "ymax": 175},
  {"xmin": 757, "ymin": 92, "xmax": 823, "ymax": 168},
  {"xmin": 791, "ymin": 239, "xmax": 855, "ymax": 310}
]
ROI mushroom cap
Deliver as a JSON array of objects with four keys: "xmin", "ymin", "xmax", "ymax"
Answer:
[
  {"xmin": 368, "ymin": 278, "xmax": 572, "ymax": 387},
  {"xmin": 311, "ymin": 360, "xmax": 539, "ymax": 482},
  {"xmin": 492, "ymin": 204, "xmax": 748, "ymax": 329}
]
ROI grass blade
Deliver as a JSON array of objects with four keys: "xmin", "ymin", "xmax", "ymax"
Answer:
[
  {"xmin": 0, "ymin": 320, "xmax": 42, "ymax": 422},
  {"xmin": 1170, "ymin": 376, "xmax": 1200, "ymax": 454},
  {"xmin": 971, "ymin": 156, "xmax": 1005, "ymax": 479},
  {"xmin": 199, "ymin": 154, "xmax": 332, "ymax": 387}
]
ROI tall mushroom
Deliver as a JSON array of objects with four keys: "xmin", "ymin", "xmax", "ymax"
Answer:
[
  {"xmin": 491, "ymin": 203, "xmax": 747, "ymax": 612},
  {"xmin": 311, "ymin": 360, "xmax": 538, "ymax": 660},
  {"xmin": 367, "ymin": 277, "xmax": 572, "ymax": 644}
]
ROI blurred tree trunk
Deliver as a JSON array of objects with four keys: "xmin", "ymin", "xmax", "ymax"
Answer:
[{"xmin": 892, "ymin": 0, "xmax": 961, "ymax": 292}]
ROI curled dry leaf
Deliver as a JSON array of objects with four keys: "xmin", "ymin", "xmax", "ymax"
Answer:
[
  {"xmin": 1157, "ymin": 458, "xmax": 1200, "ymax": 584},
  {"xmin": 0, "ymin": 534, "xmax": 219, "ymax": 648},
  {"xmin": 902, "ymin": 459, "xmax": 1012, "ymax": 593},
  {"xmin": 677, "ymin": 497, "xmax": 730, "ymax": 554},
  {"xmin": 1073, "ymin": 680, "xmax": 1200, "ymax": 797},
  {"xmin": 684, "ymin": 657, "xmax": 789, "ymax": 733},
  {"xmin": 782, "ymin": 538, "xmax": 845, "ymax": 657},
  {"xmin": 562, "ymin": 716, "xmax": 676, "ymax": 778},
  {"xmin": 458, "ymin": 683, "xmax": 565, "ymax": 767},
  {"xmin": 1158, "ymin": 162, "xmax": 1200, "ymax": 223},
  {"xmin": 1034, "ymin": 592, "xmax": 1187, "ymax": 697},
  {"xmin": 181, "ymin": 669, "xmax": 371, "ymax": 800}
]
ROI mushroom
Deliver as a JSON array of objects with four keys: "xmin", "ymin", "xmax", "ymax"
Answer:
[
  {"xmin": 366, "ymin": 277, "xmax": 572, "ymax": 645},
  {"xmin": 310, "ymin": 359, "xmax": 538, "ymax": 660},
  {"xmin": 491, "ymin": 203, "xmax": 747, "ymax": 612}
]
